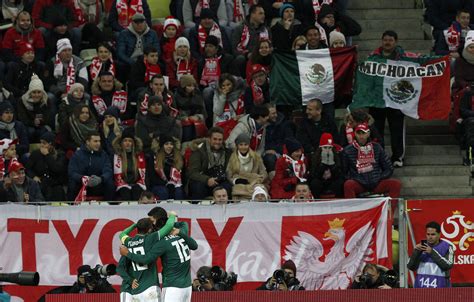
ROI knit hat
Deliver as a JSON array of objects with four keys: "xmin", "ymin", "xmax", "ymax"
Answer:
[
  {"xmin": 28, "ymin": 75, "xmax": 44, "ymax": 92},
  {"xmin": 159, "ymin": 134, "xmax": 174, "ymax": 147},
  {"xmin": 69, "ymin": 83, "xmax": 84, "ymax": 95},
  {"xmin": 132, "ymin": 13, "xmax": 146, "ymax": 22},
  {"xmin": 235, "ymin": 133, "xmax": 251, "ymax": 145},
  {"xmin": 318, "ymin": 4, "xmax": 335, "ymax": 20},
  {"xmin": 175, "ymin": 37, "xmax": 190, "ymax": 50},
  {"xmin": 355, "ymin": 122, "xmax": 370, "ymax": 133},
  {"xmin": 251, "ymin": 186, "xmax": 269, "ymax": 201},
  {"xmin": 18, "ymin": 42, "xmax": 34, "ymax": 57},
  {"xmin": 250, "ymin": 64, "xmax": 267, "ymax": 77},
  {"xmin": 121, "ymin": 127, "xmax": 135, "ymax": 141},
  {"xmin": 57, "ymin": 38, "xmax": 72, "ymax": 54},
  {"xmin": 103, "ymin": 106, "xmax": 120, "ymax": 119},
  {"xmin": 205, "ymin": 35, "xmax": 220, "ymax": 47},
  {"xmin": 0, "ymin": 101, "xmax": 14, "ymax": 114},
  {"xmin": 164, "ymin": 16, "xmax": 180, "ymax": 30},
  {"xmin": 319, "ymin": 132, "xmax": 335, "ymax": 147},
  {"xmin": 285, "ymin": 137, "xmax": 302, "ymax": 155},
  {"xmin": 329, "ymin": 31, "xmax": 346, "ymax": 47},
  {"xmin": 279, "ymin": 3, "xmax": 295, "ymax": 18},
  {"xmin": 8, "ymin": 159, "xmax": 24, "ymax": 174},
  {"xmin": 0, "ymin": 138, "xmax": 17, "ymax": 154},
  {"xmin": 52, "ymin": 16, "xmax": 67, "ymax": 28},
  {"xmin": 464, "ymin": 30, "xmax": 474, "ymax": 49},
  {"xmin": 282, "ymin": 260, "xmax": 297, "ymax": 275},
  {"xmin": 148, "ymin": 95, "xmax": 163, "ymax": 106},
  {"xmin": 200, "ymin": 8, "xmax": 215, "ymax": 20},
  {"xmin": 180, "ymin": 74, "xmax": 196, "ymax": 88},
  {"xmin": 40, "ymin": 131, "xmax": 56, "ymax": 144}
]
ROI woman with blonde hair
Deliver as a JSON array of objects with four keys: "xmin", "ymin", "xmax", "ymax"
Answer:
[
  {"xmin": 227, "ymin": 133, "xmax": 268, "ymax": 200},
  {"xmin": 292, "ymin": 35, "xmax": 307, "ymax": 50},
  {"xmin": 100, "ymin": 106, "xmax": 122, "ymax": 156}
]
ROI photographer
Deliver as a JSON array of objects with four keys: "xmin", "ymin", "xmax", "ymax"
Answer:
[
  {"xmin": 351, "ymin": 263, "xmax": 397, "ymax": 289},
  {"xmin": 69, "ymin": 265, "xmax": 116, "ymax": 294},
  {"xmin": 257, "ymin": 260, "xmax": 305, "ymax": 291},
  {"xmin": 192, "ymin": 265, "xmax": 237, "ymax": 291}
]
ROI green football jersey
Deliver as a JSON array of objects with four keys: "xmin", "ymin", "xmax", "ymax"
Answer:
[{"xmin": 126, "ymin": 222, "xmax": 198, "ymax": 288}]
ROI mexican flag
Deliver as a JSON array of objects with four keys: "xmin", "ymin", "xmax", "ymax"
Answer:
[
  {"xmin": 351, "ymin": 55, "xmax": 451, "ymax": 120},
  {"xmin": 270, "ymin": 47, "xmax": 357, "ymax": 106}
]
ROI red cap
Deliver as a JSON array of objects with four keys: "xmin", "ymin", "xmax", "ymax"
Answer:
[
  {"xmin": 8, "ymin": 159, "xmax": 24, "ymax": 174},
  {"xmin": 355, "ymin": 122, "xmax": 370, "ymax": 133},
  {"xmin": 18, "ymin": 42, "xmax": 34, "ymax": 57},
  {"xmin": 250, "ymin": 64, "xmax": 268, "ymax": 77},
  {"xmin": 319, "ymin": 132, "xmax": 342, "ymax": 152}
]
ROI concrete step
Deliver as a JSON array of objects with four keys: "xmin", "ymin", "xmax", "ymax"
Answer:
[
  {"xmin": 404, "ymin": 118, "xmax": 449, "ymax": 126},
  {"xmin": 400, "ymin": 176, "xmax": 470, "ymax": 187},
  {"xmin": 404, "ymin": 155, "xmax": 462, "ymax": 165},
  {"xmin": 403, "ymin": 134, "xmax": 458, "ymax": 145},
  {"xmin": 357, "ymin": 19, "xmax": 423, "ymax": 31},
  {"xmin": 393, "ymin": 165, "xmax": 469, "ymax": 176},
  {"xmin": 401, "ymin": 186, "xmax": 473, "ymax": 196},
  {"xmin": 347, "ymin": 8, "xmax": 424, "ymax": 20},
  {"xmin": 405, "ymin": 125, "xmax": 451, "ymax": 135},
  {"xmin": 352, "ymin": 30, "xmax": 425, "ymax": 41},
  {"xmin": 387, "ymin": 145, "xmax": 462, "ymax": 156},
  {"xmin": 355, "ymin": 39, "xmax": 432, "ymax": 51},
  {"xmin": 348, "ymin": 0, "xmax": 416, "ymax": 9}
]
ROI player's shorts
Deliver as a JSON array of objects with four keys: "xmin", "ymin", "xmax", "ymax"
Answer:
[
  {"xmin": 161, "ymin": 286, "xmax": 192, "ymax": 302},
  {"xmin": 120, "ymin": 285, "xmax": 161, "ymax": 302}
]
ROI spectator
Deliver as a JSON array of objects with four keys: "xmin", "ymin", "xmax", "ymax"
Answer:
[
  {"xmin": 128, "ymin": 46, "xmax": 162, "ymax": 98},
  {"xmin": 351, "ymin": 263, "xmax": 394, "ymax": 289},
  {"xmin": 309, "ymin": 133, "xmax": 344, "ymax": 198},
  {"xmin": 67, "ymin": 131, "xmax": 114, "ymax": 201},
  {"xmin": 4, "ymin": 42, "xmax": 47, "ymax": 101},
  {"xmin": 2, "ymin": 11, "xmax": 46, "ymax": 63},
  {"xmin": 368, "ymin": 31, "xmax": 411, "ymax": 167},
  {"xmin": 187, "ymin": 126, "xmax": 232, "ymax": 200},
  {"xmin": 226, "ymin": 133, "xmax": 268, "ymax": 200},
  {"xmin": 18, "ymin": 75, "xmax": 53, "ymax": 143},
  {"xmin": 60, "ymin": 104, "xmax": 98, "ymax": 153},
  {"xmin": 166, "ymin": 37, "xmax": 199, "ymax": 91},
  {"xmin": 408, "ymin": 221, "xmax": 454, "ymax": 288},
  {"xmin": 146, "ymin": 134, "xmax": 185, "ymax": 200},
  {"xmin": 226, "ymin": 104, "xmax": 270, "ymax": 155},
  {"xmin": 89, "ymin": 43, "xmax": 116, "ymax": 82},
  {"xmin": 292, "ymin": 35, "xmax": 306, "ymax": 50},
  {"xmin": 138, "ymin": 190, "xmax": 156, "ymax": 203},
  {"xmin": 296, "ymin": 98, "xmax": 339, "ymax": 155},
  {"xmin": 271, "ymin": 3, "xmax": 304, "ymax": 51},
  {"xmin": 135, "ymin": 96, "xmax": 181, "ymax": 151},
  {"xmin": 300, "ymin": 25, "xmax": 327, "ymax": 50},
  {"xmin": 251, "ymin": 185, "xmax": 269, "ymax": 201},
  {"xmin": 100, "ymin": 106, "xmax": 122, "ymax": 157},
  {"xmin": 317, "ymin": 4, "xmax": 361, "ymax": 44},
  {"xmin": 213, "ymin": 74, "xmax": 246, "ymax": 129},
  {"xmin": 291, "ymin": 182, "xmax": 314, "ymax": 201},
  {"xmin": 0, "ymin": 160, "xmax": 44, "ymax": 203},
  {"xmin": 112, "ymin": 127, "xmax": 146, "ymax": 201},
  {"xmin": 161, "ymin": 17, "xmax": 181, "ymax": 64},
  {"xmin": 454, "ymin": 31, "xmax": 474, "ymax": 90},
  {"xmin": 244, "ymin": 65, "xmax": 270, "ymax": 112},
  {"xmin": 435, "ymin": 9, "xmax": 471, "ymax": 56},
  {"xmin": 116, "ymin": 13, "xmax": 159, "ymax": 83},
  {"xmin": 58, "ymin": 83, "xmax": 91, "ymax": 129},
  {"xmin": 212, "ymin": 185, "xmax": 229, "ymax": 204},
  {"xmin": 329, "ymin": 31, "xmax": 346, "ymax": 48},
  {"xmin": 32, "ymin": 0, "xmax": 78, "ymax": 32},
  {"xmin": 257, "ymin": 259, "xmax": 304, "ymax": 290},
  {"xmin": 182, "ymin": 0, "xmax": 227, "ymax": 29},
  {"xmin": 342, "ymin": 123, "xmax": 401, "ymax": 198},
  {"xmin": 270, "ymin": 137, "xmax": 307, "ymax": 199},
  {"xmin": 73, "ymin": 0, "xmax": 103, "ymax": 26},
  {"xmin": 0, "ymin": 0, "xmax": 24, "ymax": 24},
  {"xmin": 227, "ymin": 0, "xmax": 253, "ymax": 28},
  {"xmin": 90, "ymin": 71, "xmax": 128, "ymax": 122},
  {"xmin": 263, "ymin": 103, "xmax": 294, "ymax": 175},
  {"xmin": 43, "ymin": 16, "xmax": 74, "ymax": 60},
  {"xmin": 175, "ymin": 75, "xmax": 207, "ymax": 142},
  {"xmin": 246, "ymin": 38, "xmax": 272, "ymax": 81},
  {"xmin": 0, "ymin": 139, "xmax": 18, "ymax": 181},
  {"xmin": 137, "ymin": 74, "xmax": 178, "ymax": 118},
  {"xmin": 26, "ymin": 131, "xmax": 67, "ymax": 201},
  {"xmin": 108, "ymin": 0, "xmax": 152, "ymax": 33},
  {"xmin": 339, "ymin": 109, "xmax": 383, "ymax": 147},
  {"xmin": 0, "ymin": 101, "xmax": 29, "ymax": 157}
]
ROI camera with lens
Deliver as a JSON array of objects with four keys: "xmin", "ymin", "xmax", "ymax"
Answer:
[
  {"xmin": 358, "ymin": 272, "xmax": 374, "ymax": 289},
  {"xmin": 207, "ymin": 165, "xmax": 227, "ymax": 183},
  {"xmin": 210, "ymin": 266, "xmax": 238, "ymax": 291},
  {"xmin": 271, "ymin": 269, "xmax": 304, "ymax": 290},
  {"xmin": 273, "ymin": 269, "xmax": 288, "ymax": 285},
  {"xmin": 381, "ymin": 270, "xmax": 398, "ymax": 288}
]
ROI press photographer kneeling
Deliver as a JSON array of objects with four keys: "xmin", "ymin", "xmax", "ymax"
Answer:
[
  {"xmin": 351, "ymin": 263, "xmax": 398, "ymax": 289},
  {"xmin": 257, "ymin": 260, "xmax": 305, "ymax": 291},
  {"xmin": 192, "ymin": 265, "xmax": 237, "ymax": 291},
  {"xmin": 69, "ymin": 264, "xmax": 116, "ymax": 293}
]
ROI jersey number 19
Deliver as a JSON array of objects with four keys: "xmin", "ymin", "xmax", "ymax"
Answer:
[{"xmin": 172, "ymin": 238, "xmax": 191, "ymax": 263}]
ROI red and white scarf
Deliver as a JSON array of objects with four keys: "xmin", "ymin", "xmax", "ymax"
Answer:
[
  {"xmin": 0, "ymin": 156, "xmax": 17, "ymax": 181},
  {"xmin": 155, "ymin": 164, "xmax": 183, "ymax": 188},
  {"xmin": 345, "ymin": 124, "xmax": 354, "ymax": 144},
  {"xmin": 215, "ymin": 94, "xmax": 245, "ymax": 123},
  {"xmin": 92, "ymin": 91, "xmax": 128, "ymax": 116},
  {"xmin": 197, "ymin": 22, "xmax": 223, "ymax": 53},
  {"xmin": 74, "ymin": 176, "xmax": 90, "ymax": 204},
  {"xmin": 283, "ymin": 153, "xmax": 307, "ymax": 182},
  {"xmin": 236, "ymin": 25, "xmax": 269, "ymax": 53},
  {"xmin": 140, "ymin": 93, "xmax": 179, "ymax": 117},
  {"xmin": 113, "ymin": 152, "xmax": 146, "ymax": 190},
  {"xmin": 144, "ymin": 60, "xmax": 161, "ymax": 83},
  {"xmin": 353, "ymin": 141, "xmax": 375, "ymax": 174},
  {"xmin": 54, "ymin": 56, "xmax": 76, "ymax": 93},
  {"xmin": 73, "ymin": 0, "xmax": 86, "ymax": 26},
  {"xmin": 250, "ymin": 80, "xmax": 265, "ymax": 105},
  {"xmin": 250, "ymin": 123, "xmax": 264, "ymax": 151},
  {"xmin": 176, "ymin": 57, "xmax": 191, "ymax": 81},
  {"xmin": 194, "ymin": 0, "xmax": 210, "ymax": 17},
  {"xmin": 233, "ymin": 0, "xmax": 245, "ymax": 23},
  {"xmin": 200, "ymin": 56, "xmax": 221, "ymax": 86},
  {"xmin": 116, "ymin": 0, "xmax": 143, "ymax": 29},
  {"xmin": 313, "ymin": 0, "xmax": 333, "ymax": 19},
  {"xmin": 90, "ymin": 57, "xmax": 115, "ymax": 81}
]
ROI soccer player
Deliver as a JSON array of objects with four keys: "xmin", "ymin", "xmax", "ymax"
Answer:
[
  {"xmin": 120, "ymin": 217, "xmax": 198, "ymax": 302},
  {"xmin": 117, "ymin": 210, "xmax": 177, "ymax": 301}
]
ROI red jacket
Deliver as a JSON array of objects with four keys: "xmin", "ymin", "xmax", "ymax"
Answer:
[
  {"xmin": 166, "ymin": 58, "xmax": 198, "ymax": 90},
  {"xmin": 270, "ymin": 156, "xmax": 308, "ymax": 200},
  {"xmin": 2, "ymin": 27, "xmax": 45, "ymax": 58},
  {"xmin": 32, "ymin": 0, "xmax": 78, "ymax": 29}
]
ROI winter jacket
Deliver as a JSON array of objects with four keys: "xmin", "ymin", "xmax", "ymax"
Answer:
[
  {"xmin": 270, "ymin": 20, "xmax": 304, "ymax": 51},
  {"xmin": 45, "ymin": 55, "xmax": 88, "ymax": 97},
  {"xmin": 166, "ymin": 57, "xmax": 199, "ymax": 91},
  {"xmin": 26, "ymin": 148, "xmax": 68, "ymax": 187},
  {"xmin": 319, "ymin": 14, "xmax": 362, "ymax": 42},
  {"xmin": 243, "ymin": 82, "xmax": 270, "ymax": 113},
  {"xmin": 128, "ymin": 56, "xmax": 165, "ymax": 94},
  {"xmin": 17, "ymin": 94, "xmax": 52, "ymax": 128},
  {"xmin": 116, "ymin": 25, "xmax": 159, "ymax": 66},
  {"xmin": 4, "ymin": 61, "xmax": 47, "ymax": 99},
  {"xmin": 68, "ymin": 144, "xmax": 113, "ymax": 184},
  {"xmin": 189, "ymin": 23, "xmax": 232, "ymax": 61},
  {"xmin": 0, "ymin": 120, "xmax": 29, "ymax": 156},
  {"xmin": 182, "ymin": 0, "xmax": 227, "ymax": 28},
  {"xmin": 58, "ymin": 93, "xmax": 91, "ymax": 128},
  {"xmin": 296, "ymin": 114, "xmax": 340, "ymax": 154},
  {"xmin": 2, "ymin": 22, "xmax": 45, "ymax": 62},
  {"xmin": 425, "ymin": 0, "xmax": 467, "ymax": 30},
  {"xmin": 31, "ymin": 0, "xmax": 78, "ymax": 29},
  {"xmin": 231, "ymin": 21, "xmax": 270, "ymax": 56},
  {"xmin": 225, "ymin": 114, "xmax": 267, "ymax": 155},
  {"xmin": 187, "ymin": 139, "xmax": 232, "ymax": 184},
  {"xmin": 265, "ymin": 112, "xmax": 295, "ymax": 154},
  {"xmin": 270, "ymin": 155, "xmax": 308, "ymax": 199},
  {"xmin": 212, "ymin": 76, "xmax": 246, "ymax": 125},
  {"xmin": 342, "ymin": 142, "xmax": 393, "ymax": 190},
  {"xmin": 197, "ymin": 53, "xmax": 234, "ymax": 85},
  {"xmin": 174, "ymin": 87, "xmax": 207, "ymax": 121},
  {"xmin": 0, "ymin": 176, "xmax": 44, "ymax": 203},
  {"xmin": 108, "ymin": 0, "xmax": 152, "ymax": 32},
  {"xmin": 454, "ymin": 56, "xmax": 474, "ymax": 90}
]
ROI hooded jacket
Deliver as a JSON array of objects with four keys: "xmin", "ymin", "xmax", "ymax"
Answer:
[
  {"xmin": 2, "ymin": 17, "xmax": 45, "ymax": 62},
  {"xmin": 31, "ymin": 0, "xmax": 78, "ymax": 29},
  {"xmin": 116, "ymin": 23, "xmax": 160, "ymax": 65}
]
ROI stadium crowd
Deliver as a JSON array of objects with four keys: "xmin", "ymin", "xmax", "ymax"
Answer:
[{"xmin": 0, "ymin": 0, "xmax": 472, "ymax": 204}]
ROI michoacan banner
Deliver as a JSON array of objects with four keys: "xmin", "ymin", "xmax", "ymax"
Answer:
[{"xmin": 0, "ymin": 199, "xmax": 391, "ymax": 301}]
